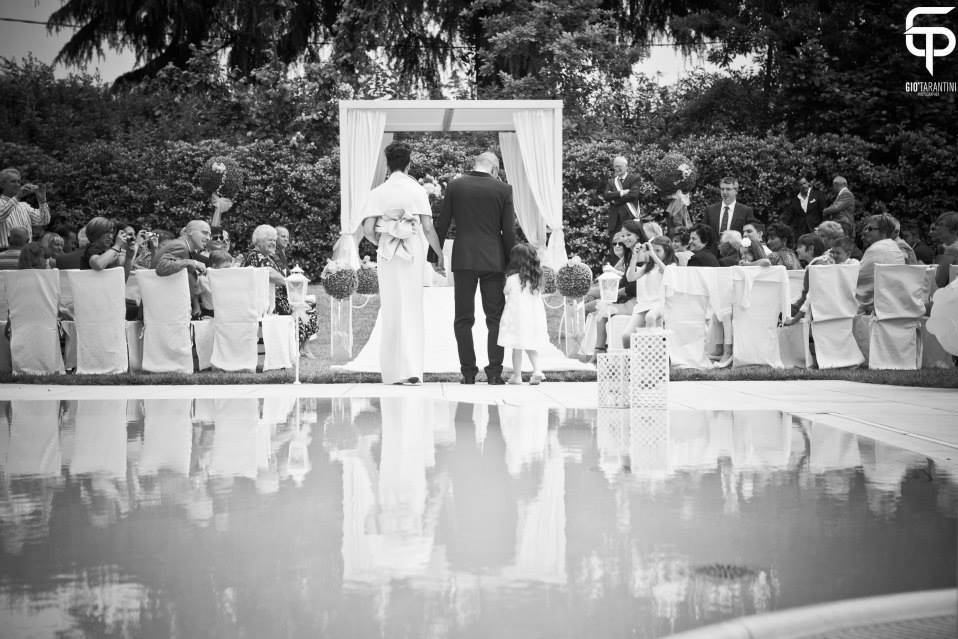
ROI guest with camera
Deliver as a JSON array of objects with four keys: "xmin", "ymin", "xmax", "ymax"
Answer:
[{"xmin": 0, "ymin": 168, "xmax": 51, "ymax": 250}]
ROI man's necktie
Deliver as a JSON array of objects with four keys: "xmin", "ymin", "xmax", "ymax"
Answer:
[{"xmin": 720, "ymin": 205, "xmax": 730, "ymax": 231}]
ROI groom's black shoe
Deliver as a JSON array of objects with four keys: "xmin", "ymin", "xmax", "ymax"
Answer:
[
  {"xmin": 487, "ymin": 376, "xmax": 506, "ymax": 385},
  {"xmin": 461, "ymin": 374, "xmax": 476, "ymax": 385}
]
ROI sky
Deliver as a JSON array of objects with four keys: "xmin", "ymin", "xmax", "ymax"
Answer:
[{"xmin": 0, "ymin": 1, "xmax": 735, "ymax": 85}]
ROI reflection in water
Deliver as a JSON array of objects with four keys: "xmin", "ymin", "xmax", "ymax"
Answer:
[{"xmin": 0, "ymin": 398, "xmax": 954, "ymax": 638}]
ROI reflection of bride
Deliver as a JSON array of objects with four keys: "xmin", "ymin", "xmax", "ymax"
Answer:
[{"xmin": 360, "ymin": 142, "xmax": 444, "ymax": 385}]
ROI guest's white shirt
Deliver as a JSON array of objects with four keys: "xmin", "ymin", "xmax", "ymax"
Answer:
[{"xmin": 0, "ymin": 195, "xmax": 50, "ymax": 248}]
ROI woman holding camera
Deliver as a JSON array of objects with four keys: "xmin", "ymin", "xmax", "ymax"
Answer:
[{"xmin": 82, "ymin": 217, "xmax": 135, "ymax": 278}]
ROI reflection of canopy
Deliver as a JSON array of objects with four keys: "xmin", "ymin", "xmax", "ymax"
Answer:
[{"xmin": 338, "ymin": 100, "xmax": 567, "ymax": 268}]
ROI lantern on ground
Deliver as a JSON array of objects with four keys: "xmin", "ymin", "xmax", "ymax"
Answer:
[{"xmin": 285, "ymin": 265, "xmax": 309, "ymax": 315}]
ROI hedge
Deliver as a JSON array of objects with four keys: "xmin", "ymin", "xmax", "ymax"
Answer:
[{"xmin": 3, "ymin": 128, "xmax": 955, "ymax": 276}]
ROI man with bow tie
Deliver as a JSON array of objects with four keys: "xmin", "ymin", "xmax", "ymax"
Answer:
[
  {"xmin": 601, "ymin": 156, "xmax": 641, "ymax": 259},
  {"xmin": 786, "ymin": 176, "xmax": 826, "ymax": 235}
]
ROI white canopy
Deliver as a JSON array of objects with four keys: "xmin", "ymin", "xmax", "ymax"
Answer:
[{"xmin": 337, "ymin": 100, "xmax": 567, "ymax": 268}]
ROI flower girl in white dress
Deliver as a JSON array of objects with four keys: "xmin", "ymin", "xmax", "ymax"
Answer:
[{"xmin": 498, "ymin": 244, "xmax": 549, "ymax": 385}]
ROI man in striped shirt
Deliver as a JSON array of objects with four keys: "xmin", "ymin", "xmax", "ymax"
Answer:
[{"xmin": 0, "ymin": 168, "xmax": 51, "ymax": 249}]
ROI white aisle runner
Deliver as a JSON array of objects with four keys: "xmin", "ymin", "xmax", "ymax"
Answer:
[{"xmin": 335, "ymin": 285, "xmax": 595, "ymax": 374}]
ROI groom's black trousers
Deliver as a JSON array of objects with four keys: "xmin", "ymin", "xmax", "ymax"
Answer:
[{"xmin": 453, "ymin": 270, "xmax": 506, "ymax": 378}]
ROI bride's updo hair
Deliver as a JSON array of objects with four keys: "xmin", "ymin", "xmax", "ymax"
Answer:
[{"xmin": 385, "ymin": 141, "xmax": 411, "ymax": 173}]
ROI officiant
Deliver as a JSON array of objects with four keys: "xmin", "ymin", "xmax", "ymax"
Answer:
[{"xmin": 601, "ymin": 156, "xmax": 641, "ymax": 262}]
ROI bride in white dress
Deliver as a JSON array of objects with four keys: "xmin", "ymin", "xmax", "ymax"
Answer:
[{"xmin": 361, "ymin": 142, "xmax": 444, "ymax": 385}]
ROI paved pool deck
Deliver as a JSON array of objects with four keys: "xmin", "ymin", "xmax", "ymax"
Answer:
[{"xmin": 4, "ymin": 379, "xmax": 957, "ymax": 473}]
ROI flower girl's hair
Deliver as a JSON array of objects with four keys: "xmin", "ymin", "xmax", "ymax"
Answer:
[{"xmin": 506, "ymin": 243, "xmax": 542, "ymax": 294}]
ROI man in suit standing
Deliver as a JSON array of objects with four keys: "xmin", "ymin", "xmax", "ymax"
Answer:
[
  {"xmin": 601, "ymin": 156, "xmax": 641, "ymax": 259},
  {"xmin": 436, "ymin": 152, "xmax": 517, "ymax": 385},
  {"xmin": 704, "ymin": 177, "xmax": 757, "ymax": 238},
  {"xmin": 823, "ymin": 176, "xmax": 856, "ymax": 239},
  {"xmin": 786, "ymin": 176, "xmax": 826, "ymax": 235},
  {"xmin": 152, "ymin": 219, "xmax": 211, "ymax": 318}
]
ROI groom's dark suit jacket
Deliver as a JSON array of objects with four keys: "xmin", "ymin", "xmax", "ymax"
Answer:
[{"xmin": 436, "ymin": 171, "xmax": 517, "ymax": 272}]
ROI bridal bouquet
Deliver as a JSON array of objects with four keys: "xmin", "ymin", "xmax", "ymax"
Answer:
[
  {"xmin": 356, "ymin": 256, "xmax": 379, "ymax": 295},
  {"xmin": 652, "ymin": 152, "xmax": 696, "ymax": 229},
  {"xmin": 197, "ymin": 156, "xmax": 244, "ymax": 200},
  {"xmin": 556, "ymin": 257, "xmax": 593, "ymax": 298},
  {"xmin": 321, "ymin": 259, "xmax": 358, "ymax": 300}
]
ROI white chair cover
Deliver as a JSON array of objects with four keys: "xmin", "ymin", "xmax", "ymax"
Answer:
[
  {"xmin": 662, "ymin": 266, "xmax": 711, "ymax": 368},
  {"xmin": 6, "ymin": 269, "xmax": 64, "ymax": 375},
  {"xmin": 253, "ymin": 267, "xmax": 271, "ymax": 317},
  {"xmin": 807, "ymin": 264, "xmax": 864, "ymax": 369},
  {"xmin": 138, "ymin": 269, "xmax": 193, "ymax": 374},
  {"xmin": 67, "ymin": 269, "xmax": 128, "ymax": 374},
  {"xmin": 209, "ymin": 268, "xmax": 261, "ymax": 371},
  {"xmin": 58, "ymin": 269, "xmax": 75, "ymax": 319},
  {"xmin": 261, "ymin": 315, "xmax": 295, "ymax": 371},
  {"xmin": 869, "ymin": 264, "xmax": 929, "ymax": 370},
  {"xmin": 731, "ymin": 266, "xmax": 788, "ymax": 367}
]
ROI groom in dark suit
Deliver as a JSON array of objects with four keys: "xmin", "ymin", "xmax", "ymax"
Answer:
[
  {"xmin": 436, "ymin": 152, "xmax": 517, "ymax": 385},
  {"xmin": 703, "ymin": 176, "xmax": 757, "ymax": 241}
]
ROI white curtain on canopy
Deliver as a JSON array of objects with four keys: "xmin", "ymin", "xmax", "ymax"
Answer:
[
  {"xmin": 499, "ymin": 132, "xmax": 546, "ymax": 249},
  {"xmin": 512, "ymin": 109, "xmax": 567, "ymax": 268},
  {"xmin": 337, "ymin": 109, "xmax": 388, "ymax": 268}
]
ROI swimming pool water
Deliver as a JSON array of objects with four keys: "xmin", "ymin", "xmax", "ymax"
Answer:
[{"xmin": 0, "ymin": 397, "xmax": 955, "ymax": 638}]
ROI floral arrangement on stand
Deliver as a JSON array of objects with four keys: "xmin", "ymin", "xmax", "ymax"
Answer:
[
  {"xmin": 196, "ymin": 156, "xmax": 244, "ymax": 228},
  {"xmin": 321, "ymin": 259, "xmax": 358, "ymax": 359},
  {"xmin": 355, "ymin": 256, "xmax": 379, "ymax": 296},
  {"xmin": 556, "ymin": 256, "xmax": 593, "ymax": 356},
  {"xmin": 321, "ymin": 259, "xmax": 358, "ymax": 299},
  {"xmin": 541, "ymin": 265, "xmax": 557, "ymax": 295},
  {"xmin": 651, "ymin": 153, "xmax": 697, "ymax": 231}
]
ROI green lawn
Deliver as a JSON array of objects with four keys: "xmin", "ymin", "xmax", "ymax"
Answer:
[{"xmin": 3, "ymin": 285, "xmax": 957, "ymax": 387}]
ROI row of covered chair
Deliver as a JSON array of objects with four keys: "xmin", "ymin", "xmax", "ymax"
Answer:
[
  {"xmin": 603, "ymin": 264, "xmax": 952, "ymax": 370},
  {"xmin": 0, "ymin": 268, "xmax": 297, "ymax": 375}
]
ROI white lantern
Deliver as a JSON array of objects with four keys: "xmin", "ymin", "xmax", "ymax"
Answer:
[
  {"xmin": 285, "ymin": 264, "xmax": 309, "ymax": 309},
  {"xmin": 597, "ymin": 265, "xmax": 621, "ymax": 304}
]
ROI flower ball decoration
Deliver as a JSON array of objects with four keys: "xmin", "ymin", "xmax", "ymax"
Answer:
[
  {"xmin": 541, "ymin": 265, "xmax": 557, "ymax": 295},
  {"xmin": 356, "ymin": 256, "xmax": 379, "ymax": 295},
  {"xmin": 321, "ymin": 259, "xmax": 358, "ymax": 300},
  {"xmin": 196, "ymin": 156, "xmax": 244, "ymax": 199},
  {"xmin": 651, "ymin": 152, "xmax": 697, "ymax": 196},
  {"xmin": 556, "ymin": 256, "xmax": 593, "ymax": 298}
]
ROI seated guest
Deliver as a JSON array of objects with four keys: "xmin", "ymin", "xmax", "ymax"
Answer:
[
  {"xmin": 902, "ymin": 224, "xmax": 935, "ymax": 264},
  {"xmin": 857, "ymin": 213, "xmax": 905, "ymax": 313},
  {"xmin": 586, "ymin": 221, "xmax": 645, "ymax": 308},
  {"xmin": 933, "ymin": 211, "xmax": 958, "ymax": 288},
  {"xmin": 687, "ymin": 224, "xmax": 719, "ymax": 267},
  {"xmin": 17, "ymin": 242, "xmax": 48, "ymax": 269},
  {"xmin": 671, "ymin": 227, "xmax": 693, "ymax": 266},
  {"xmin": 717, "ymin": 230, "xmax": 745, "ymax": 266},
  {"xmin": 81, "ymin": 217, "xmax": 136, "ymax": 277},
  {"xmin": 889, "ymin": 216, "xmax": 918, "ymax": 265},
  {"xmin": 241, "ymin": 224, "xmax": 318, "ymax": 355},
  {"xmin": 766, "ymin": 222, "xmax": 802, "ymax": 269},
  {"xmin": 275, "ymin": 226, "xmax": 291, "ymax": 272},
  {"xmin": 795, "ymin": 232, "xmax": 826, "ymax": 267},
  {"xmin": 743, "ymin": 221, "xmax": 772, "ymax": 256},
  {"xmin": 621, "ymin": 237, "xmax": 678, "ymax": 346},
  {"xmin": 55, "ymin": 225, "xmax": 79, "ymax": 254},
  {"xmin": 152, "ymin": 219, "xmax": 211, "ymax": 319},
  {"xmin": 0, "ymin": 227, "xmax": 29, "ymax": 269},
  {"xmin": 738, "ymin": 237, "xmax": 769, "ymax": 265},
  {"xmin": 815, "ymin": 220, "xmax": 862, "ymax": 260},
  {"xmin": 39, "ymin": 232, "xmax": 64, "ymax": 268}
]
